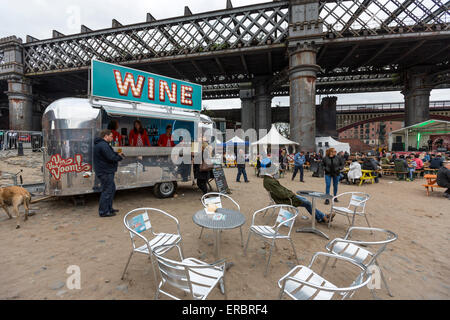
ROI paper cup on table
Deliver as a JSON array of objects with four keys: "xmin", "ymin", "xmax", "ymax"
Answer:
[{"xmin": 206, "ymin": 204, "xmax": 217, "ymax": 215}]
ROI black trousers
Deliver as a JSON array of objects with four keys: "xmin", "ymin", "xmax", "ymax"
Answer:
[
  {"xmin": 98, "ymin": 173, "xmax": 116, "ymax": 216},
  {"xmin": 197, "ymin": 178, "xmax": 208, "ymax": 195}
]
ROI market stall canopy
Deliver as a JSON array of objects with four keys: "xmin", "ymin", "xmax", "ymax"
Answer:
[
  {"xmin": 316, "ymin": 136, "xmax": 350, "ymax": 154},
  {"xmin": 223, "ymin": 136, "xmax": 248, "ymax": 146},
  {"xmin": 389, "ymin": 119, "xmax": 450, "ymax": 151},
  {"xmin": 251, "ymin": 125, "xmax": 299, "ymax": 145},
  {"xmin": 390, "ymin": 119, "xmax": 450, "ymax": 135}
]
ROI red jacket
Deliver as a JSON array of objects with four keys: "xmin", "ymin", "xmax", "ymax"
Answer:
[
  {"xmin": 157, "ymin": 134, "xmax": 175, "ymax": 147},
  {"xmin": 111, "ymin": 130, "xmax": 122, "ymax": 146},
  {"xmin": 414, "ymin": 158, "xmax": 424, "ymax": 170},
  {"xmin": 129, "ymin": 130, "xmax": 150, "ymax": 147}
]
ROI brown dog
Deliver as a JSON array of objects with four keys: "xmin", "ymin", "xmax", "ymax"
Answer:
[{"xmin": 0, "ymin": 186, "xmax": 31, "ymax": 229}]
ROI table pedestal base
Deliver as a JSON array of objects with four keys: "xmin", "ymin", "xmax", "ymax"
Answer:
[{"xmin": 296, "ymin": 227, "xmax": 329, "ymax": 240}]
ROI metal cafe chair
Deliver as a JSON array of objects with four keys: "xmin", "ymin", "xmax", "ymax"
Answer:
[
  {"xmin": 152, "ymin": 243, "xmax": 227, "ymax": 300},
  {"xmin": 199, "ymin": 192, "xmax": 241, "ymax": 239},
  {"xmin": 264, "ymin": 191, "xmax": 309, "ymax": 221},
  {"xmin": 121, "ymin": 208, "xmax": 183, "ymax": 283},
  {"xmin": 321, "ymin": 226, "xmax": 398, "ymax": 298},
  {"xmin": 262, "ymin": 191, "xmax": 277, "ymax": 219},
  {"xmin": 278, "ymin": 252, "xmax": 372, "ymax": 300},
  {"xmin": 328, "ymin": 192, "xmax": 371, "ymax": 229},
  {"xmin": 244, "ymin": 204, "xmax": 299, "ymax": 277}
]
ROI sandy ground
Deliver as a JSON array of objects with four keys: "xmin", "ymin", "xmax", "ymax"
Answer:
[{"xmin": 0, "ymin": 151, "xmax": 449, "ymax": 300}]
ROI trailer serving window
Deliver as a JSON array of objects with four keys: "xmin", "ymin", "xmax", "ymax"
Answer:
[{"xmin": 100, "ymin": 105, "xmax": 197, "ymax": 147}]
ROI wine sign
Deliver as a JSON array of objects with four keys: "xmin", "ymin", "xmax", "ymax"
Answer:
[{"xmin": 91, "ymin": 59, "xmax": 202, "ymax": 111}]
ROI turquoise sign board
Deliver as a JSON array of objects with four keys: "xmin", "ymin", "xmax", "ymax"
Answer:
[{"xmin": 91, "ymin": 59, "xmax": 202, "ymax": 111}]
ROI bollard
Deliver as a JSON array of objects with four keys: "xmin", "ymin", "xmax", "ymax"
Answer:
[{"xmin": 18, "ymin": 142, "xmax": 24, "ymax": 156}]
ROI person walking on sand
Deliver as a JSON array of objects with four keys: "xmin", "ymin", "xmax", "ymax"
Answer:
[
  {"xmin": 236, "ymin": 149, "xmax": 249, "ymax": 183},
  {"xmin": 292, "ymin": 149, "xmax": 306, "ymax": 182},
  {"xmin": 94, "ymin": 130, "xmax": 124, "ymax": 218},
  {"xmin": 323, "ymin": 148, "xmax": 344, "ymax": 205}
]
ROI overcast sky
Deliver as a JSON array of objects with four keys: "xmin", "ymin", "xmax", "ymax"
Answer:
[{"xmin": 1, "ymin": 0, "xmax": 449, "ymax": 109}]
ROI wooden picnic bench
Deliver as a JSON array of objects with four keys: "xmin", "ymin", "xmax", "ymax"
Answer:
[
  {"xmin": 393, "ymin": 171, "xmax": 409, "ymax": 180},
  {"xmin": 423, "ymin": 174, "xmax": 446, "ymax": 196},
  {"xmin": 423, "ymin": 168, "xmax": 439, "ymax": 175},
  {"xmin": 359, "ymin": 169, "xmax": 376, "ymax": 186}
]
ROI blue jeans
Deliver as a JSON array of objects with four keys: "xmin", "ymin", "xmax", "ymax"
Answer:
[
  {"xmin": 325, "ymin": 174, "xmax": 340, "ymax": 197},
  {"xmin": 236, "ymin": 167, "xmax": 248, "ymax": 182},
  {"xmin": 292, "ymin": 165, "xmax": 304, "ymax": 181},
  {"xmin": 295, "ymin": 195, "xmax": 326, "ymax": 222},
  {"xmin": 98, "ymin": 173, "xmax": 116, "ymax": 216},
  {"xmin": 408, "ymin": 168, "xmax": 415, "ymax": 180}
]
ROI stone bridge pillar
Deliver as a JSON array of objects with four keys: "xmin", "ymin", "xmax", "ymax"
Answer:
[
  {"xmin": 0, "ymin": 36, "xmax": 34, "ymax": 131},
  {"xmin": 402, "ymin": 66, "xmax": 432, "ymax": 127},
  {"xmin": 316, "ymin": 96, "xmax": 337, "ymax": 138},
  {"xmin": 6, "ymin": 78, "xmax": 33, "ymax": 131},
  {"xmin": 288, "ymin": 0, "xmax": 323, "ymax": 152},
  {"xmin": 254, "ymin": 77, "xmax": 272, "ymax": 133},
  {"xmin": 239, "ymin": 83, "xmax": 255, "ymax": 132}
]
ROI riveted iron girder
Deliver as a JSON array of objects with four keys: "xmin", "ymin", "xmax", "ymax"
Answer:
[{"xmin": 21, "ymin": 0, "xmax": 450, "ymax": 76}]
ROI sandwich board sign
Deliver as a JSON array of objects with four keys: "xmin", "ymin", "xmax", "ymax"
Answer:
[{"xmin": 91, "ymin": 59, "xmax": 202, "ymax": 111}]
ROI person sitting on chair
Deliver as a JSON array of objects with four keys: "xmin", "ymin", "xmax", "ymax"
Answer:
[
  {"xmin": 347, "ymin": 159, "xmax": 362, "ymax": 184},
  {"xmin": 430, "ymin": 154, "xmax": 444, "ymax": 169},
  {"xmin": 394, "ymin": 155, "xmax": 408, "ymax": 180},
  {"xmin": 262, "ymin": 160, "xmax": 334, "ymax": 223},
  {"xmin": 437, "ymin": 161, "xmax": 450, "ymax": 199}
]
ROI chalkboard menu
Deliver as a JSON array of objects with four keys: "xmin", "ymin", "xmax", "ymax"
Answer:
[{"xmin": 212, "ymin": 165, "xmax": 231, "ymax": 194}]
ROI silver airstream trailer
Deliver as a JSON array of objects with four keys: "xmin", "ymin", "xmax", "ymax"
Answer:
[{"xmin": 42, "ymin": 97, "xmax": 211, "ymax": 198}]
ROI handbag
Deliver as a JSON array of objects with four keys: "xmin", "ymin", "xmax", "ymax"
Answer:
[{"xmin": 200, "ymin": 160, "xmax": 213, "ymax": 172}]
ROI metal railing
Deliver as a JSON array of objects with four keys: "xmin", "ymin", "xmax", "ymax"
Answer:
[
  {"xmin": 0, "ymin": 130, "xmax": 43, "ymax": 151},
  {"xmin": 336, "ymin": 100, "xmax": 450, "ymax": 113}
]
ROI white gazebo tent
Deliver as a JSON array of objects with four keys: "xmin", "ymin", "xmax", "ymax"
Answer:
[
  {"xmin": 252, "ymin": 125, "xmax": 300, "ymax": 146},
  {"xmin": 250, "ymin": 125, "xmax": 299, "ymax": 160},
  {"xmin": 225, "ymin": 136, "xmax": 246, "ymax": 145},
  {"xmin": 389, "ymin": 119, "xmax": 450, "ymax": 152},
  {"xmin": 316, "ymin": 136, "xmax": 351, "ymax": 154}
]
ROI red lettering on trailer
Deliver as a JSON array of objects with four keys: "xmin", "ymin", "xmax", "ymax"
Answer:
[{"xmin": 46, "ymin": 154, "xmax": 92, "ymax": 181}]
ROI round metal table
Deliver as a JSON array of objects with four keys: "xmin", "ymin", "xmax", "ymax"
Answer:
[
  {"xmin": 296, "ymin": 190, "xmax": 333, "ymax": 240},
  {"xmin": 193, "ymin": 208, "xmax": 246, "ymax": 259}
]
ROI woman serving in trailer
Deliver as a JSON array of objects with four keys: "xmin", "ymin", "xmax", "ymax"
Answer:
[
  {"xmin": 108, "ymin": 120, "xmax": 122, "ymax": 146},
  {"xmin": 129, "ymin": 120, "xmax": 151, "ymax": 147},
  {"xmin": 158, "ymin": 124, "xmax": 176, "ymax": 147}
]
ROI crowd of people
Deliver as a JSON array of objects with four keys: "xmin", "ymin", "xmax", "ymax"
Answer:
[
  {"xmin": 92, "ymin": 125, "xmax": 450, "ymax": 217},
  {"xmin": 254, "ymin": 147, "xmax": 450, "ymax": 203}
]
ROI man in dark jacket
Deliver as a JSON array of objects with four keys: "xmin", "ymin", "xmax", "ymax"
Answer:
[
  {"xmin": 437, "ymin": 161, "xmax": 450, "ymax": 199},
  {"xmin": 430, "ymin": 154, "xmax": 444, "ymax": 169},
  {"xmin": 394, "ymin": 155, "xmax": 408, "ymax": 180},
  {"xmin": 262, "ymin": 162, "xmax": 333, "ymax": 223},
  {"xmin": 94, "ymin": 130, "xmax": 124, "ymax": 217}
]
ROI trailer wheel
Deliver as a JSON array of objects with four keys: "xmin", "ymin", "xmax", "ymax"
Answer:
[{"xmin": 154, "ymin": 182, "xmax": 177, "ymax": 199}]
